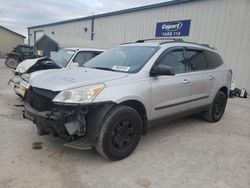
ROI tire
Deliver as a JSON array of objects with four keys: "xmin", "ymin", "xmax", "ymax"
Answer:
[
  {"xmin": 5, "ymin": 58, "xmax": 18, "ymax": 69},
  {"xmin": 95, "ymin": 105, "xmax": 142, "ymax": 161},
  {"xmin": 203, "ymin": 91, "xmax": 227, "ymax": 122}
]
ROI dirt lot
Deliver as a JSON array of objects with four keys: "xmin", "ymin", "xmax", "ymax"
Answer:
[{"xmin": 0, "ymin": 59, "xmax": 249, "ymax": 188}]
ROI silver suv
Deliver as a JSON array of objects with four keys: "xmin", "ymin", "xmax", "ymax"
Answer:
[{"xmin": 23, "ymin": 39, "xmax": 232, "ymax": 160}]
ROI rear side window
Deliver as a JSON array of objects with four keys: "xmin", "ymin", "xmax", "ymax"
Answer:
[
  {"xmin": 204, "ymin": 50, "xmax": 223, "ymax": 69},
  {"xmin": 185, "ymin": 50, "xmax": 207, "ymax": 71},
  {"xmin": 158, "ymin": 50, "xmax": 186, "ymax": 74}
]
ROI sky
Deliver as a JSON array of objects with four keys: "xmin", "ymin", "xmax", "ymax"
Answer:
[{"xmin": 0, "ymin": 0, "xmax": 170, "ymax": 37}]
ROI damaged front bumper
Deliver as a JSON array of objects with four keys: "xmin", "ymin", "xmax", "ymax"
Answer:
[
  {"xmin": 23, "ymin": 102, "xmax": 92, "ymax": 149},
  {"xmin": 9, "ymin": 71, "xmax": 29, "ymax": 97}
]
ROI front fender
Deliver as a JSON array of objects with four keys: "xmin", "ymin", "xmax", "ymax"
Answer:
[
  {"xmin": 86, "ymin": 102, "xmax": 116, "ymax": 145},
  {"xmin": 93, "ymin": 81, "xmax": 151, "ymax": 119}
]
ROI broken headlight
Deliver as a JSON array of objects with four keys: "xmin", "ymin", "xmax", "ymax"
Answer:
[
  {"xmin": 21, "ymin": 74, "xmax": 31, "ymax": 82},
  {"xmin": 52, "ymin": 83, "xmax": 105, "ymax": 104}
]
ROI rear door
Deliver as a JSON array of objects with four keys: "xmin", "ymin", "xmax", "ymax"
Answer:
[
  {"xmin": 151, "ymin": 47, "xmax": 192, "ymax": 120},
  {"xmin": 184, "ymin": 48, "xmax": 215, "ymax": 107}
]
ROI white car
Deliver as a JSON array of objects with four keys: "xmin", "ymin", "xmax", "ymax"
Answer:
[{"xmin": 9, "ymin": 48, "xmax": 104, "ymax": 97}]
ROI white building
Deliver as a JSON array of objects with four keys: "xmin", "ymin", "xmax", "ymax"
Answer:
[{"xmin": 28, "ymin": 0, "xmax": 250, "ymax": 91}]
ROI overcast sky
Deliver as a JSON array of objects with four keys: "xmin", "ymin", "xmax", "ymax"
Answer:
[{"xmin": 0, "ymin": 0, "xmax": 170, "ymax": 37}]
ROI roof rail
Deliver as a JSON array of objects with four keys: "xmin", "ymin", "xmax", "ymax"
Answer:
[
  {"xmin": 136, "ymin": 38, "xmax": 184, "ymax": 43},
  {"xmin": 120, "ymin": 42, "xmax": 134, "ymax": 45},
  {"xmin": 120, "ymin": 39, "xmax": 216, "ymax": 50},
  {"xmin": 200, "ymin": 44, "xmax": 210, "ymax": 48},
  {"xmin": 200, "ymin": 43, "xmax": 215, "ymax": 50}
]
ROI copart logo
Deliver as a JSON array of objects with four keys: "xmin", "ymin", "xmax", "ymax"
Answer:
[{"xmin": 162, "ymin": 22, "xmax": 183, "ymax": 31}]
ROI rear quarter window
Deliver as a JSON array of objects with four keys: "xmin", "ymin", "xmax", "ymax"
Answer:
[{"xmin": 204, "ymin": 50, "xmax": 223, "ymax": 69}]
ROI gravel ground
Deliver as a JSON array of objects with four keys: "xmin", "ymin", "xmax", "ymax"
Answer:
[{"xmin": 0, "ymin": 59, "xmax": 249, "ymax": 188}]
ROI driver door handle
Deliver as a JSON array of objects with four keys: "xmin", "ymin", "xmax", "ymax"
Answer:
[
  {"xmin": 209, "ymin": 76, "xmax": 214, "ymax": 80},
  {"xmin": 182, "ymin": 79, "xmax": 190, "ymax": 84}
]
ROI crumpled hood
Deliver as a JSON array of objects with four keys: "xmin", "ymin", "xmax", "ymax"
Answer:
[
  {"xmin": 30, "ymin": 67, "xmax": 128, "ymax": 91},
  {"xmin": 16, "ymin": 57, "xmax": 47, "ymax": 73}
]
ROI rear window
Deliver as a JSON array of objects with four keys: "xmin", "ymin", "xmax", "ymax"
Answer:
[{"xmin": 204, "ymin": 50, "xmax": 223, "ymax": 69}]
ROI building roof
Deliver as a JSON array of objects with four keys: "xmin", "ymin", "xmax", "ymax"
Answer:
[
  {"xmin": 35, "ymin": 34, "xmax": 116, "ymax": 49},
  {"xmin": 0, "ymin": 25, "xmax": 26, "ymax": 38},
  {"xmin": 28, "ymin": 0, "xmax": 198, "ymax": 29}
]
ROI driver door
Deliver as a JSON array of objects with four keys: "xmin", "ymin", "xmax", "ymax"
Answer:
[{"xmin": 151, "ymin": 47, "xmax": 192, "ymax": 120}]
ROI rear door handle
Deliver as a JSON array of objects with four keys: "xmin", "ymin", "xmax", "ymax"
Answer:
[
  {"xmin": 209, "ymin": 76, "xmax": 214, "ymax": 80},
  {"xmin": 182, "ymin": 79, "xmax": 190, "ymax": 84}
]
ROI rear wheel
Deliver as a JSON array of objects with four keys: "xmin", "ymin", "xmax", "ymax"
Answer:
[
  {"xmin": 203, "ymin": 91, "xmax": 227, "ymax": 122},
  {"xmin": 95, "ymin": 105, "xmax": 142, "ymax": 161},
  {"xmin": 5, "ymin": 58, "xmax": 19, "ymax": 69}
]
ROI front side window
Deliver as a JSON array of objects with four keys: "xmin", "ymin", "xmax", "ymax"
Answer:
[
  {"xmin": 72, "ymin": 51, "xmax": 102, "ymax": 66},
  {"xmin": 185, "ymin": 50, "xmax": 207, "ymax": 71},
  {"xmin": 158, "ymin": 50, "xmax": 186, "ymax": 74},
  {"xmin": 51, "ymin": 49, "xmax": 76, "ymax": 67},
  {"xmin": 84, "ymin": 46, "xmax": 159, "ymax": 73}
]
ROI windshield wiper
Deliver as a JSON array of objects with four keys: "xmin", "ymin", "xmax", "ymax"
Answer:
[{"xmin": 90, "ymin": 67, "xmax": 115, "ymax": 71}]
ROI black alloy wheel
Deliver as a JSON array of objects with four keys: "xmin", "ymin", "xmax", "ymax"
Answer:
[
  {"xmin": 111, "ymin": 119, "xmax": 136, "ymax": 151},
  {"xmin": 203, "ymin": 91, "xmax": 227, "ymax": 122},
  {"xmin": 212, "ymin": 93, "xmax": 227, "ymax": 120},
  {"xmin": 95, "ymin": 105, "xmax": 142, "ymax": 160}
]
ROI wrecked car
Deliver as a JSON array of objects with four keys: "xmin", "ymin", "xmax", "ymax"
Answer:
[
  {"xmin": 23, "ymin": 39, "xmax": 232, "ymax": 160},
  {"xmin": 9, "ymin": 48, "xmax": 104, "ymax": 97},
  {"xmin": 5, "ymin": 45, "xmax": 38, "ymax": 69}
]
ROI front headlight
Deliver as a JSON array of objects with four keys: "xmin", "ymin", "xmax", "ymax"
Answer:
[
  {"xmin": 21, "ymin": 74, "xmax": 30, "ymax": 82},
  {"xmin": 52, "ymin": 83, "xmax": 105, "ymax": 104}
]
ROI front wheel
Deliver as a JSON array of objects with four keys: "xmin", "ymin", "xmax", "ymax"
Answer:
[
  {"xmin": 95, "ymin": 105, "xmax": 142, "ymax": 161},
  {"xmin": 203, "ymin": 91, "xmax": 227, "ymax": 122}
]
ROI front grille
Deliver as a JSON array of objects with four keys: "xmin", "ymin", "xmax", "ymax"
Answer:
[{"xmin": 25, "ymin": 87, "xmax": 59, "ymax": 112}]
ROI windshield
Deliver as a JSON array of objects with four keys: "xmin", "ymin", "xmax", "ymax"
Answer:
[
  {"xmin": 83, "ymin": 46, "xmax": 159, "ymax": 73},
  {"xmin": 51, "ymin": 49, "xmax": 76, "ymax": 67}
]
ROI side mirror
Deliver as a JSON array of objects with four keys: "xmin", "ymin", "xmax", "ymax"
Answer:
[
  {"xmin": 70, "ymin": 62, "xmax": 79, "ymax": 67},
  {"xmin": 150, "ymin": 64, "xmax": 175, "ymax": 76}
]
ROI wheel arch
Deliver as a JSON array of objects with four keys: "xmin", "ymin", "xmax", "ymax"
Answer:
[
  {"xmin": 119, "ymin": 100, "xmax": 148, "ymax": 135},
  {"xmin": 87, "ymin": 99, "xmax": 148, "ymax": 146},
  {"xmin": 219, "ymin": 86, "xmax": 229, "ymax": 97}
]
